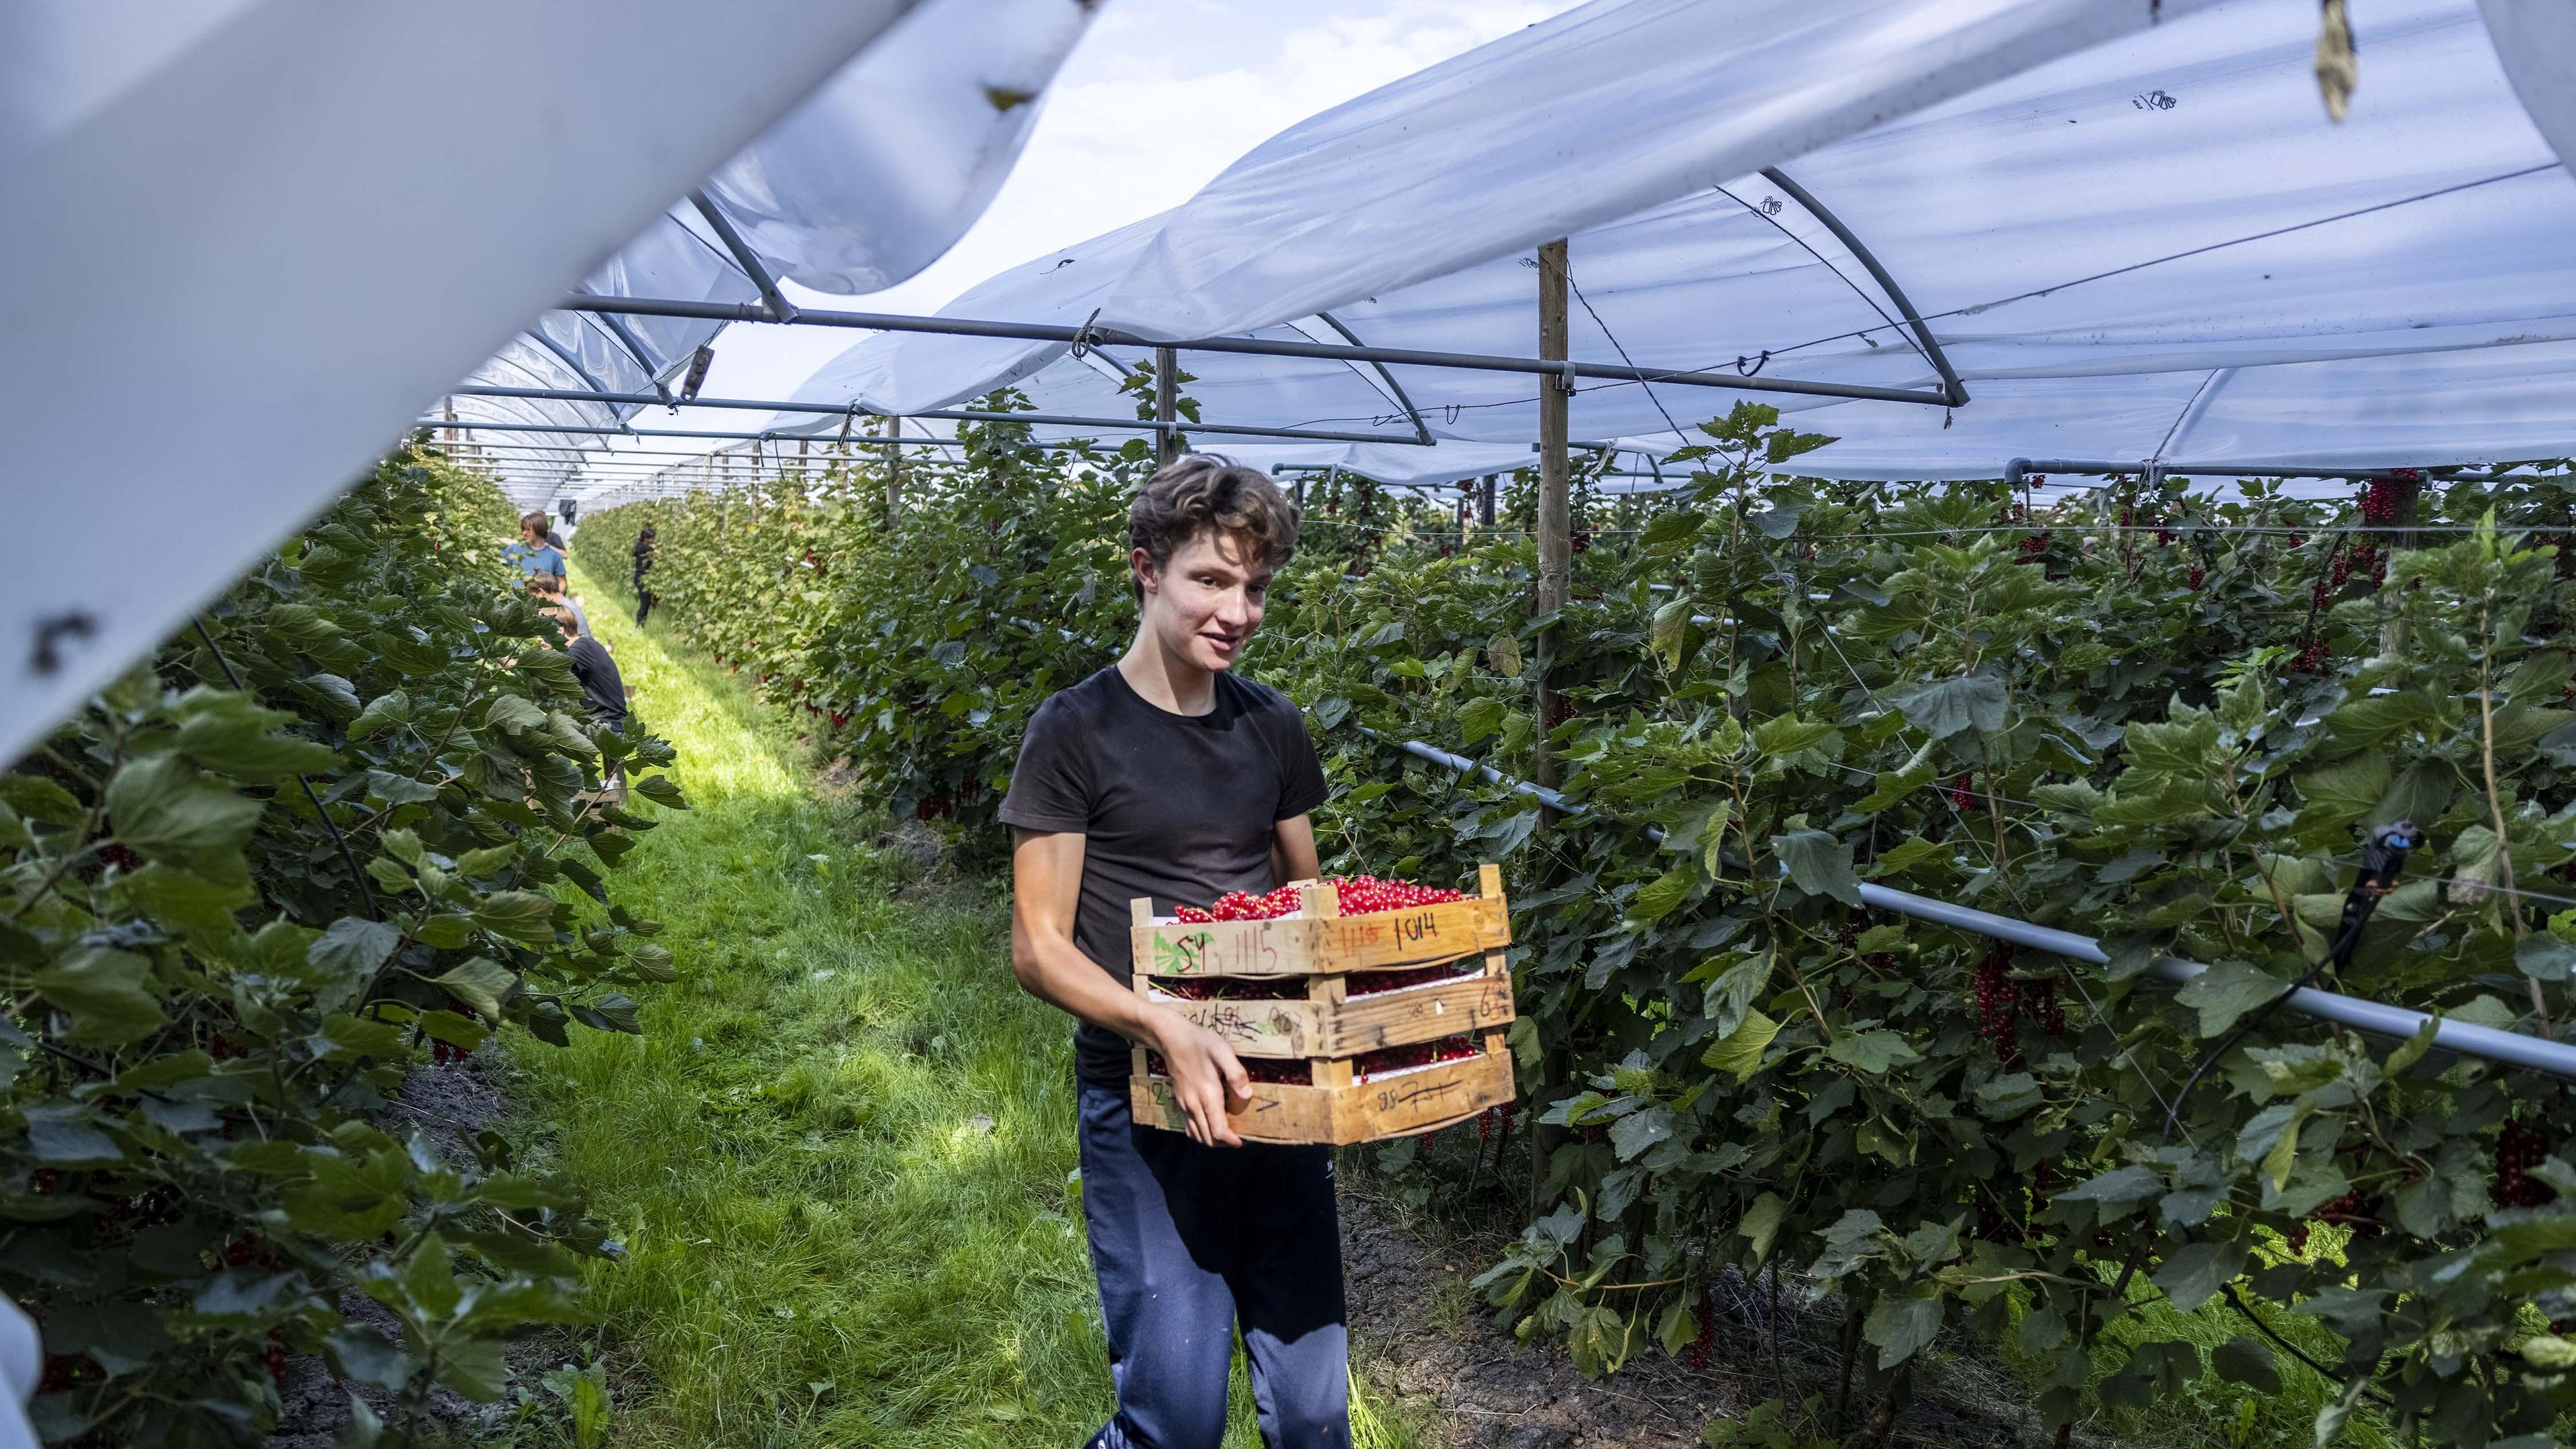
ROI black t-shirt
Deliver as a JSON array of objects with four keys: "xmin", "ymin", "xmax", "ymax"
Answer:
[
  {"xmin": 566, "ymin": 637, "xmax": 628, "ymax": 729},
  {"xmin": 999, "ymin": 665, "xmax": 1329, "ymax": 1084}
]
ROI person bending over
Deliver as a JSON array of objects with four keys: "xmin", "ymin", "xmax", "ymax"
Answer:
[{"xmin": 1002, "ymin": 456, "xmax": 1345, "ymax": 1449}]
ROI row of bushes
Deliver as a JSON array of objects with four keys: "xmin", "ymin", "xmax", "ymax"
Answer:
[
  {"xmin": 577, "ymin": 401, "xmax": 2576, "ymax": 1448},
  {"xmin": 4, "ymin": 445, "xmax": 685, "ymax": 1445}
]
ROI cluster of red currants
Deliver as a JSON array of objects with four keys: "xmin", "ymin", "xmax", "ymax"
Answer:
[
  {"xmin": 1475, "ymin": 1100, "xmax": 1519, "ymax": 1142},
  {"xmin": 1352, "ymin": 1033, "xmax": 1482, "ymax": 1082},
  {"xmin": 2357, "ymin": 474, "xmax": 2414, "ymax": 525},
  {"xmin": 2496, "ymin": 1119, "xmax": 2557, "ymax": 1209},
  {"xmin": 1150, "ymin": 975, "xmax": 1302, "ymax": 1002},
  {"xmin": 2290, "ymin": 637, "xmax": 2332, "ymax": 676},
  {"xmin": 262, "ymin": 1329, "xmax": 290, "ymax": 1389},
  {"xmin": 1687, "ymin": 1281, "xmax": 1719, "ymax": 1369},
  {"xmin": 1173, "ymin": 875, "xmax": 1468, "ymax": 922},
  {"xmin": 222, "ymin": 1233, "xmax": 284, "ymax": 1272},
  {"xmin": 2015, "ymin": 532, "xmax": 2050, "ymax": 564},
  {"xmin": 1972, "ymin": 945, "xmax": 2036, "ymax": 1053},
  {"xmin": 427, "ymin": 1038, "xmax": 471, "ymax": 1065},
  {"xmin": 2186, "ymin": 566, "xmax": 2207, "ymax": 592},
  {"xmin": 2312, "ymin": 1187, "xmax": 2381, "ymax": 1240},
  {"xmin": 1347, "ymin": 959, "xmax": 1484, "ymax": 998},
  {"xmin": 1949, "ymin": 772, "xmax": 1977, "ymax": 811}
]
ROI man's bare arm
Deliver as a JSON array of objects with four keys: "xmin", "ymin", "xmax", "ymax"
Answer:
[
  {"xmin": 1010, "ymin": 828, "xmax": 1251, "ymax": 1146},
  {"xmin": 1272, "ymin": 814, "xmax": 1321, "ymax": 887}
]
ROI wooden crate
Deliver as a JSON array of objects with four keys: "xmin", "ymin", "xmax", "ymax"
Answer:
[
  {"xmin": 1140, "ymin": 962, "xmax": 1512, "ymax": 1059},
  {"xmin": 1128, "ymin": 1036, "xmax": 1513, "ymax": 1146},
  {"xmin": 1126, "ymin": 864, "xmax": 1517, "ymax": 1144},
  {"xmin": 1129, "ymin": 871, "xmax": 1508, "ymax": 978}
]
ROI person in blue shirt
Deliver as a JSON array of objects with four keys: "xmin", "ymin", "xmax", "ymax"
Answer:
[{"xmin": 503, "ymin": 511, "xmax": 566, "ymax": 582}]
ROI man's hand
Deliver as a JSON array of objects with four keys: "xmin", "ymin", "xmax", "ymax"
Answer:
[{"xmin": 1149, "ymin": 1012, "xmax": 1252, "ymax": 1148}]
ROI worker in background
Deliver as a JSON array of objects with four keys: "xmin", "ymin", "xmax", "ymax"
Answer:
[
  {"xmin": 528, "ymin": 573, "xmax": 590, "ymax": 641},
  {"xmin": 504, "ymin": 512, "xmax": 566, "ymax": 584},
  {"xmin": 631, "ymin": 525, "xmax": 658, "ymax": 627}
]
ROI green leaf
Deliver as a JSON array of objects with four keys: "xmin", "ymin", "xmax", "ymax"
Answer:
[
  {"xmin": 1770, "ymin": 829, "xmax": 1860, "ymax": 905},
  {"xmin": 2383, "ymin": 1013, "xmax": 2442, "ymax": 1076},
  {"xmin": 1628, "ymin": 867, "xmax": 1698, "ymax": 924},
  {"xmin": 2151, "ymin": 1238, "xmax": 2248, "ymax": 1312},
  {"xmin": 472, "ymin": 890, "xmax": 561, "ymax": 944},
  {"xmin": 1701, "ymin": 953, "xmax": 1770, "ymax": 1037},
  {"xmin": 1654, "ymin": 1299, "xmax": 1697, "ymax": 1358},
  {"xmin": 2517, "ymin": 934, "xmax": 2576, "ymax": 983},
  {"xmin": 1863, "ymin": 1294, "xmax": 1944, "ymax": 1368},
  {"xmin": 32, "ymin": 947, "xmax": 165, "ymax": 1047},
  {"xmin": 1609, "ymin": 1107, "xmax": 1673, "ymax": 1161},
  {"xmin": 630, "ymin": 774, "xmax": 690, "ymax": 810},
  {"xmin": 2057, "ymin": 1165, "xmax": 2161, "ymax": 1208},
  {"xmin": 484, "ymin": 694, "xmax": 548, "ymax": 736},
  {"xmin": 1886, "ymin": 674, "xmax": 2007, "ymax": 741},
  {"xmin": 0, "ymin": 774, "xmax": 84, "ymax": 826},
  {"xmin": 433, "ymin": 958, "xmax": 518, "ymax": 1020},
  {"xmin": 1486, "ymin": 631, "xmax": 1521, "ymax": 679},
  {"xmin": 1458, "ymin": 697, "xmax": 1507, "ymax": 747},
  {"xmin": 1701, "ymin": 1009, "xmax": 1778, "ymax": 1083},
  {"xmin": 347, "ymin": 690, "xmax": 414, "ymax": 741},
  {"xmin": 1638, "ymin": 508, "xmax": 1703, "ymax": 551},
  {"xmin": 309, "ymin": 917, "xmax": 401, "ymax": 982},
  {"xmin": 22, "ymin": 1104, "xmax": 125, "ymax": 1165},
  {"xmin": 105, "ymin": 752, "xmax": 264, "ymax": 885},
  {"xmin": 2294, "ymin": 753, "xmax": 2390, "ymax": 828},
  {"xmin": 1825, "ymin": 1031, "xmax": 1921, "ymax": 1074},
  {"xmin": 1648, "ymin": 598, "xmax": 1697, "ymax": 670},
  {"xmin": 1738, "ymin": 1192, "xmax": 1786, "ymax": 1262},
  {"xmin": 174, "ymin": 690, "xmax": 339, "ymax": 781},
  {"xmin": 2210, "ymin": 1335, "xmax": 2282, "ymax": 1393},
  {"xmin": 2174, "ymin": 959, "xmax": 2288, "ymax": 1037}
]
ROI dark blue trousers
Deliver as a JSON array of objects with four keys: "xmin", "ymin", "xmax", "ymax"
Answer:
[{"xmin": 1077, "ymin": 1080, "xmax": 1349, "ymax": 1449}]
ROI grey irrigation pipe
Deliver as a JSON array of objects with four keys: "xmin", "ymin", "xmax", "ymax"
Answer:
[{"xmin": 1373, "ymin": 733, "xmax": 2576, "ymax": 1081}]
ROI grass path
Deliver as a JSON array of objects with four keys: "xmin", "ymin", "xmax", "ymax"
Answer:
[{"xmin": 519, "ymin": 569, "xmax": 1421, "ymax": 1448}]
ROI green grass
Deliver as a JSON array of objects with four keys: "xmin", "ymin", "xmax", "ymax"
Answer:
[{"xmin": 506, "ymin": 568, "xmax": 1428, "ymax": 1448}]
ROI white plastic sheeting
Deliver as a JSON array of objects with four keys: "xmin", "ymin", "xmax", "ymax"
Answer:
[
  {"xmin": 795, "ymin": 0, "xmax": 2576, "ymax": 486},
  {"xmin": 0, "ymin": 0, "xmax": 1083, "ymax": 768},
  {"xmin": 446, "ymin": 0, "xmax": 1097, "ymax": 500}
]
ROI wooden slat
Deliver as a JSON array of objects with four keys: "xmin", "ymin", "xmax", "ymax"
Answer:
[
  {"xmin": 1129, "ymin": 1041, "xmax": 1514, "ymax": 1146},
  {"xmin": 1145, "ymin": 971, "xmax": 1514, "ymax": 1058},
  {"xmin": 1130, "ymin": 894, "xmax": 1509, "ymax": 977}
]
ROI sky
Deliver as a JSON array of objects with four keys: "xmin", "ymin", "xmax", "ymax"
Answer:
[{"xmin": 563, "ymin": 0, "xmax": 1583, "ymax": 495}]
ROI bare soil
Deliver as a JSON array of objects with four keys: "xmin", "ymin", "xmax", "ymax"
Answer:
[{"xmin": 1338, "ymin": 1185, "xmax": 2081, "ymax": 1449}]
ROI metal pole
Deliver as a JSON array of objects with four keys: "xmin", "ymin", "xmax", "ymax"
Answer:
[
  {"xmin": 441, "ymin": 384, "xmax": 1417, "ymax": 447},
  {"xmin": 1759, "ymin": 166, "xmax": 1967, "ymax": 408},
  {"xmin": 1153, "ymin": 347, "xmax": 1179, "ymax": 468},
  {"xmin": 1373, "ymin": 733, "xmax": 2576, "ymax": 1080},
  {"xmin": 553, "ymin": 294, "xmax": 1956, "ymax": 407},
  {"xmin": 689, "ymin": 191, "xmax": 800, "ymax": 324}
]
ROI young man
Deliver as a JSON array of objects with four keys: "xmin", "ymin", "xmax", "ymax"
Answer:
[
  {"xmin": 1002, "ymin": 456, "xmax": 1346, "ymax": 1449},
  {"xmin": 503, "ymin": 512, "xmax": 566, "ymax": 584}
]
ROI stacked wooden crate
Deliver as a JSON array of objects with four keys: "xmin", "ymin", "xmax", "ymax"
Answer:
[{"xmin": 1128, "ymin": 863, "xmax": 1517, "ymax": 1144}]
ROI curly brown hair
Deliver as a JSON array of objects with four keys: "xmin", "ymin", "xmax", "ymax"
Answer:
[{"xmin": 1127, "ymin": 455, "xmax": 1300, "ymax": 602}]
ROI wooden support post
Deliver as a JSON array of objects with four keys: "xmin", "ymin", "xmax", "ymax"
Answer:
[
  {"xmin": 1481, "ymin": 473, "xmax": 1497, "ymax": 529},
  {"xmin": 1154, "ymin": 345, "xmax": 1179, "ymax": 469},
  {"xmin": 1534, "ymin": 237, "xmax": 1572, "ymax": 802},
  {"xmin": 881, "ymin": 415, "xmax": 904, "ymax": 520}
]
